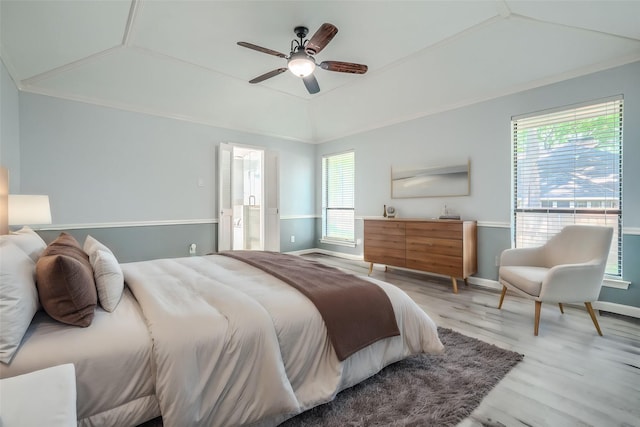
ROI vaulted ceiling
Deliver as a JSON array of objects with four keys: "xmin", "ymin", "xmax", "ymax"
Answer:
[{"xmin": 2, "ymin": 1, "xmax": 639, "ymax": 143}]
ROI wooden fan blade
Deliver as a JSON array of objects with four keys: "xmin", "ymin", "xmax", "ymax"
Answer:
[
  {"xmin": 305, "ymin": 23, "xmax": 338, "ymax": 55},
  {"xmin": 249, "ymin": 68, "xmax": 288, "ymax": 84},
  {"xmin": 237, "ymin": 42, "xmax": 287, "ymax": 58},
  {"xmin": 320, "ymin": 61, "xmax": 368, "ymax": 74},
  {"xmin": 302, "ymin": 74, "xmax": 320, "ymax": 94}
]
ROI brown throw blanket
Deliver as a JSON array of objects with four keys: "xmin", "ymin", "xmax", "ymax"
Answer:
[{"xmin": 219, "ymin": 251, "xmax": 400, "ymax": 361}]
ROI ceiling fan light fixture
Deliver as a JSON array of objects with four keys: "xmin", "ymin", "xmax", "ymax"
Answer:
[
  {"xmin": 239, "ymin": 23, "xmax": 366, "ymax": 94},
  {"xmin": 287, "ymin": 50, "xmax": 315, "ymax": 77}
]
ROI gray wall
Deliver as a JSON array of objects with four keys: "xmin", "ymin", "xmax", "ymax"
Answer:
[
  {"xmin": 36, "ymin": 224, "xmax": 215, "ymax": 263},
  {"xmin": 316, "ymin": 61, "xmax": 640, "ymax": 308},
  {"xmin": 280, "ymin": 217, "xmax": 317, "ymax": 253}
]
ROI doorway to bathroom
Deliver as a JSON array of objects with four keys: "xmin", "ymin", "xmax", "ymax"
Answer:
[{"xmin": 218, "ymin": 143, "xmax": 279, "ymax": 252}]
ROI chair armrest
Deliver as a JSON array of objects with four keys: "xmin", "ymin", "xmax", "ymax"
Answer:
[
  {"xmin": 500, "ymin": 246, "xmax": 546, "ymax": 267},
  {"xmin": 539, "ymin": 261, "xmax": 605, "ymax": 302}
]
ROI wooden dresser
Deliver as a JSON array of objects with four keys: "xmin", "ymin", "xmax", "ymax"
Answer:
[{"xmin": 363, "ymin": 218, "xmax": 477, "ymax": 293}]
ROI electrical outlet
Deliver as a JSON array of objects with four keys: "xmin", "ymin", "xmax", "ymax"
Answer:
[
  {"xmin": 189, "ymin": 243, "xmax": 197, "ymax": 255},
  {"xmin": 495, "ymin": 255, "xmax": 500, "ymax": 266},
  {"xmin": 356, "ymin": 238, "xmax": 362, "ymax": 245},
  {"xmin": 290, "ymin": 235, "xmax": 295, "ymax": 243}
]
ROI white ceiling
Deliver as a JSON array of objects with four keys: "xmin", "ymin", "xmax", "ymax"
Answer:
[{"xmin": 2, "ymin": 1, "xmax": 639, "ymax": 143}]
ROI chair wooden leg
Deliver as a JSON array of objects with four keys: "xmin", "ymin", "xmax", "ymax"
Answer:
[
  {"xmin": 451, "ymin": 277, "xmax": 458, "ymax": 294},
  {"xmin": 498, "ymin": 286, "xmax": 507, "ymax": 309},
  {"xmin": 558, "ymin": 303, "xmax": 564, "ymax": 314},
  {"xmin": 585, "ymin": 302, "xmax": 603, "ymax": 336},
  {"xmin": 534, "ymin": 301, "xmax": 542, "ymax": 336}
]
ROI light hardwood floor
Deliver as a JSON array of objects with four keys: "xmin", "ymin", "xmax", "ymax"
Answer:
[{"xmin": 302, "ymin": 253, "xmax": 640, "ymax": 427}]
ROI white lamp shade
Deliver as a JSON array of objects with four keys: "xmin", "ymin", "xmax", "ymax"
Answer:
[{"xmin": 8, "ymin": 195, "xmax": 52, "ymax": 225}]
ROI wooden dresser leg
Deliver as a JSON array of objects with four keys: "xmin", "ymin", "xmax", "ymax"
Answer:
[
  {"xmin": 368, "ymin": 263, "xmax": 373, "ymax": 276},
  {"xmin": 451, "ymin": 277, "xmax": 458, "ymax": 294}
]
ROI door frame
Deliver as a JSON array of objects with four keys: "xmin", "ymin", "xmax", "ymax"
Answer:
[{"xmin": 217, "ymin": 142, "xmax": 279, "ymax": 252}]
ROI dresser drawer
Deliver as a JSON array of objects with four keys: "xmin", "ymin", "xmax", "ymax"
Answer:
[
  {"xmin": 364, "ymin": 220, "xmax": 406, "ymax": 265},
  {"xmin": 364, "ymin": 247, "xmax": 406, "ymax": 267},
  {"xmin": 406, "ymin": 221, "xmax": 462, "ymax": 240},
  {"xmin": 365, "ymin": 220, "xmax": 405, "ymax": 236},
  {"xmin": 406, "ymin": 253, "xmax": 463, "ymax": 278},
  {"xmin": 406, "ymin": 236, "xmax": 462, "ymax": 257},
  {"xmin": 366, "ymin": 233, "xmax": 405, "ymax": 248}
]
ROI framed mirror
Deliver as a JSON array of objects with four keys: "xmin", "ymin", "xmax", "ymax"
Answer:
[{"xmin": 391, "ymin": 160, "xmax": 469, "ymax": 198}]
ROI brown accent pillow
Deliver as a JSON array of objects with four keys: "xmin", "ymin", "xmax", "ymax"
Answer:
[{"xmin": 36, "ymin": 233, "xmax": 97, "ymax": 327}]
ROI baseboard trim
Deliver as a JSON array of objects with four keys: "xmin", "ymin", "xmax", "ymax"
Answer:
[
  {"xmin": 467, "ymin": 276, "xmax": 503, "ymax": 290},
  {"xmin": 287, "ymin": 247, "xmax": 365, "ymax": 262},
  {"xmin": 467, "ymin": 277, "xmax": 639, "ymax": 319},
  {"xmin": 592, "ymin": 301, "xmax": 640, "ymax": 319},
  {"xmin": 292, "ymin": 250, "xmax": 640, "ymax": 319}
]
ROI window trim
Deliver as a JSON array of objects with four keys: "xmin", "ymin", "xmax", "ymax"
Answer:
[
  {"xmin": 321, "ymin": 150, "xmax": 355, "ymax": 245},
  {"xmin": 511, "ymin": 95, "xmax": 623, "ymax": 277}
]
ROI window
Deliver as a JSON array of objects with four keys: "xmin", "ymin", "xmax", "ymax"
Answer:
[
  {"xmin": 511, "ymin": 96, "xmax": 623, "ymax": 276},
  {"xmin": 322, "ymin": 151, "xmax": 355, "ymax": 245}
]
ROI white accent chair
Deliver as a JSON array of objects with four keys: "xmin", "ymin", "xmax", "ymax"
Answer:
[{"xmin": 498, "ymin": 225, "xmax": 614, "ymax": 336}]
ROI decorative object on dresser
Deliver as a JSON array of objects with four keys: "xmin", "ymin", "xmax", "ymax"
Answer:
[
  {"xmin": 364, "ymin": 218, "xmax": 477, "ymax": 293},
  {"xmin": 438, "ymin": 204, "xmax": 460, "ymax": 220}
]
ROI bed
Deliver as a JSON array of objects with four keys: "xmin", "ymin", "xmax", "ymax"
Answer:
[{"xmin": 0, "ymin": 229, "xmax": 444, "ymax": 426}]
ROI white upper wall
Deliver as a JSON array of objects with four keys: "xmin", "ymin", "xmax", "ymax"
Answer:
[
  {"xmin": 316, "ymin": 61, "xmax": 640, "ymax": 228},
  {"xmin": 0, "ymin": 59, "xmax": 20, "ymax": 192},
  {"xmin": 18, "ymin": 93, "xmax": 316, "ymax": 226}
]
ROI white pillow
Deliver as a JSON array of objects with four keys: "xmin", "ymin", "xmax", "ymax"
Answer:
[
  {"xmin": 0, "ymin": 226, "xmax": 47, "ymax": 262},
  {"xmin": 91, "ymin": 249, "xmax": 124, "ymax": 312},
  {"xmin": 0, "ymin": 240, "xmax": 39, "ymax": 364},
  {"xmin": 83, "ymin": 235, "xmax": 111, "ymax": 256},
  {"xmin": 83, "ymin": 235, "xmax": 124, "ymax": 312}
]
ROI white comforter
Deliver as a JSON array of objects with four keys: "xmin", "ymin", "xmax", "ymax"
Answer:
[{"xmin": 122, "ymin": 254, "xmax": 443, "ymax": 427}]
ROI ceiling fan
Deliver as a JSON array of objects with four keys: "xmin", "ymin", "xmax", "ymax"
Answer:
[{"xmin": 237, "ymin": 23, "xmax": 368, "ymax": 94}]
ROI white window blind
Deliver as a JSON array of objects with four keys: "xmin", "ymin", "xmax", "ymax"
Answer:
[
  {"xmin": 322, "ymin": 151, "xmax": 355, "ymax": 244},
  {"xmin": 512, "ymin": 96, "xmax": 623, "ymax": 276}
]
